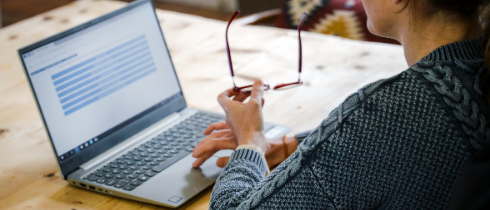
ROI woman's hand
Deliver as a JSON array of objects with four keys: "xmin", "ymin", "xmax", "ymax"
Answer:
[
  {"xmin": 192, "ymin": 120, "xmax": 297, "ymax": 168},
  {"xmin": 192, "ymin": 80, "xmax": 267, "ymax": 168},
  {"xmin": 218, "ymin": 80, "xmax": 267, "ymax": 151},
  {"xmin": 191, "ymin": 121, "xmax": 238, "ymax": 168}
]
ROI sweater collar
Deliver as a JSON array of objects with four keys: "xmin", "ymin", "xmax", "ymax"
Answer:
[{"xmin": 420, "ymin": 37, "xmax": 484, "ymax": 62}]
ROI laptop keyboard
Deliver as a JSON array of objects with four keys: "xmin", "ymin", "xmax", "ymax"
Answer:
[{"xmin": 83, "ymin": 112, "xmax": 224, "ymax": 191}]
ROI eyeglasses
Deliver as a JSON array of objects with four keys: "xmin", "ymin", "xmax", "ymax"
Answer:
[{"xmin": 226, "ymin": 11, "xmax": 307, "ymax": 92}]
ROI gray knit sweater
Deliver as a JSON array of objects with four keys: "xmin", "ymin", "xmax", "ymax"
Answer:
[{"xmin": 210, "ymin": 38, "xmax": 490, "ymax": 209}]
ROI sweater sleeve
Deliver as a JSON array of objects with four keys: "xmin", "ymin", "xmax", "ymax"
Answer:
[{"xmin": 209, "ymin": 147, "xmax": 335, "ymax": 209}]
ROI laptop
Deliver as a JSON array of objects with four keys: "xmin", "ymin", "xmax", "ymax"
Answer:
[{"xmin": 17, "ymin": 0, "xmax": 291, "ymax": 208}]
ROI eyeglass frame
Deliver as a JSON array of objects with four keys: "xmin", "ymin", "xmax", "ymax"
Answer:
[{"xmin": 225, "ymin": 10, "xmax": 307, "ymax": 92}]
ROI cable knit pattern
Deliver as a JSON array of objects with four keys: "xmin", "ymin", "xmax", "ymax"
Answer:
[{"xmin": 209, "ymin": 37, "xmax": 490, "ymax": 209}]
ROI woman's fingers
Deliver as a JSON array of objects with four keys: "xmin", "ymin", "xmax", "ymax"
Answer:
[
  {"xmin": 232, "ymin": 91, "xmax": 251, "ymax": 102},
  {"xmin": 203, "ymin": 121, "xmax": 229, "ymax": 135},
  {"xmin": 192, "ymin": 135, "xmax": 237, "ymax": 168},
  {"xmin": 192, "ymin": 139, "xmax": 234, "ymax": 168},
  {"xmin": 195, "ymin": 129, "xmax": 231, "ymax": 149},
  {"xmin": 216, "ymin": 156, "xmax": 230, "ymax": 168},
  {"xmin": 218, "ymin": 89, "xmax": 239, "ymax": 108},
  {"xmin": 192, "ymin": 136, "xmax": 237, "ymax": 158},
  {"xmin": 192, "ymin": 153, "xmax": 215, "ymax": 168},
  {"xmin": 250, "ymin": 80, "xmax": 264, "ymax": 105}
]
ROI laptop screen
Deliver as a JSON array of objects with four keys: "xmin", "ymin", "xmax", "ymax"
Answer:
[{"xmin": 20, "ymin": 1, "xmax": 181, "ymax": 165}]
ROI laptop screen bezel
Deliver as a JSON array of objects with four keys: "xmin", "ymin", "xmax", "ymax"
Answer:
[{"xmin": 18, "ymin": 0, "xmax": 187, "ymax": 179}]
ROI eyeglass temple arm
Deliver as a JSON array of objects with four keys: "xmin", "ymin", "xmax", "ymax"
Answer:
[
  {"xmin": 298, "ymin": 12, "xmax": 307, "ymax": 81},
  {"xmin": 226, "ymin": 11, "xmax": 240, "ymax": 88}
]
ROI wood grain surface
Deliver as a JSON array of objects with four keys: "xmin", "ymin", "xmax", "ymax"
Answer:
[{"xmin": 0, "ymin": 1, "xmax": 407, "ymax": 209}]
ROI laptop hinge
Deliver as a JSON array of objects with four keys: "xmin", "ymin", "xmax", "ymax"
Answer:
[{"xmin": 80, "ymin": 112, "xmax": 182, "ymax": 171}]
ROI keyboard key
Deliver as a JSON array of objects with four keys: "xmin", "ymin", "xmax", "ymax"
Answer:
[
  {"xmin": 138, "ymin": 176, "xmax": 149, "ymax": 182},
  {"xmin": 126, "ymin": 160, "xmax": 135, "ymax": 165},
  {"xmin": 130, "ymin": 180, "xmax": 144, "ymax": 186},
  {"xmin": 129, "ymin": 166, "xmax": 138, "ymax": 170},
  {"xmin": 119, "ymin": 165, "xmax": 128, "ymax": 170},
  {"xmin": 112, "ymin": 169, "xmax": 121, "ymax": 174},
  {"xmin": 149, "ymin": 161, "xmax": 160, "ymax": 166},
  {"xmin": 123, "ymin": 185, "xmax": 136, "ymax": 191},
  {"xmin": 102, "ymin": 167, "xmax": 111, "ymax": 172},
  {"xmin": 114, "ymin": 182, "xmax": 127, "ymax": 188},
  {"xmin": 169, "ymin": 150, "xmax": 179, "ymax": 154},
  {"xmin": 143, "ymin": 158, "xmax": 152, "ymax": 162},
  {"xmin": 145, "ymin": 171, "xmax": 158, "ymax": 177},
  {"xmin": 133, "ymin": 156, "xmax": 142, "ymax": 161},
  {"xmin": 104, "ymin": 174, "xmax": 114, "ymax": 179},
  {"xmin": 137, "ymin": 162, "xmax": 146, "ymax": 166},
  {"xmin": 116, "ymin": 174, "xmax": 126, "ymax": 179},
  {"xmin": 163, "ymin": 154, "xmax": 172, "ymax": 158},
  {"xmin": 140, "ymin": 153, "xmax": 149, "ymax": 157},
  {"xmin": 155, "ymin": 158, "xmax": 166, "ymax": 162},
  {"xmin": 122, "ymin": 170, "xmax": 132, "ymax": 174},
  {"xmin": 95, "ymin": 172, "xmax": 104, "ymax": 177},
  {"xmin": 135, "ymin": 170, "xmax": 145, "ymax": 174},
  {"xmin": 151, "ymin": 154, "xmax": 160, "ymax": 158},
  {"xmin": 96, "ymin": 178, "xmax": 107, "ymax": 184},
  {"xmin": 87, "ymin": 175, "xmax": 98, "ymax": 181},
  {"xmin": 142, "ymin": 166, "xmax": 152, "ymax": 170},
  {"xmin": 120, "ymin": 178, "xmax": 132, "ymax": 184},
  {"xmin": 152, "ymin": 161, "xmax": 173, "ymax": 172},
  {"xmin": 146, "ymin": 149, "xmax": 155, "ymax": 153},
  {"xmin": 106, "ymin": 179, "xmax": 118, "ymax": 186},
  {"xmin": 128, "ymin": 174, "xmax": 139, "ymax": 179},
  {"xmin": 175, "ymin": 146, "xmax": 183, "ymax": 150}
]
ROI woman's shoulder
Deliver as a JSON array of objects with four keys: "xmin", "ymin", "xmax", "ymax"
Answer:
[
  {"xmin": 407, "ymin": 58, "xmax": 490, "ymax": 151},
  {"xmin": 305, "ymin": 57, "xmax": 489, "ymax": 151}
]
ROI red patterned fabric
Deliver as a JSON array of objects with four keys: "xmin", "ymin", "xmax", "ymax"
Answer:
[{"xmin": 275, "ymin": 0, "xmax": 399, "ymax": 44}]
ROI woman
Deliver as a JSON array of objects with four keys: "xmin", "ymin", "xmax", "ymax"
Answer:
[{"xmin": 192, "ymin": 0, "xmax": 490, "ymax": 209}]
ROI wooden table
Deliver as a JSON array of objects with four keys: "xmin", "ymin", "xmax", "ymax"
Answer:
[{"xmin": 0, "ymin": 1, "xmax": 407, "ymax": 209}]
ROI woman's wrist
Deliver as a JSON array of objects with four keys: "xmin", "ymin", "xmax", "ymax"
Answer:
[{"xmin": 238, "ymin": 131, "xmax": 267, "ymax": 152}]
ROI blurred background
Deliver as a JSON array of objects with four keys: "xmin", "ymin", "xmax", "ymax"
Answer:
[
  {"xmin": 0, "ymin": 0, "xmax": 284, "ymax": 28},
  {"xmin": 0, "ymin": 0, "xmax": 398, "ymax": 45}
]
